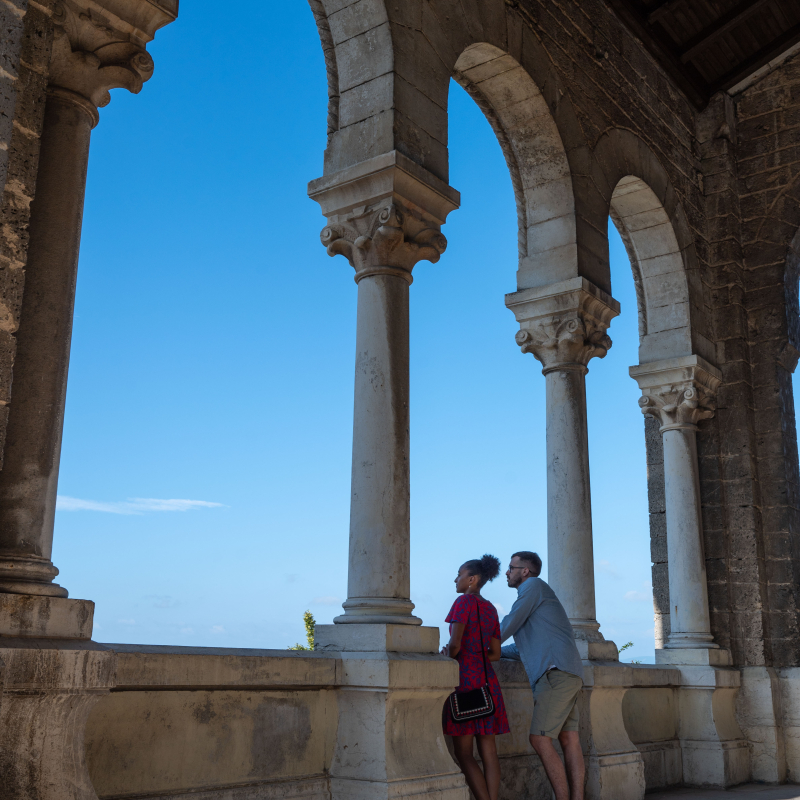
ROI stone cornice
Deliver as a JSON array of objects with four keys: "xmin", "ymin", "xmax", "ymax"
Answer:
[
  {"xmin": 629, "ymin": 355, "xmax": 723, "ymax": 431},
  {"xmin": 47, "ymin": 0, "xmax": 176, "ymax": 122},
  {"xmin": 505, "ymin": 278, "xmax": 620, "ymax": 372}
]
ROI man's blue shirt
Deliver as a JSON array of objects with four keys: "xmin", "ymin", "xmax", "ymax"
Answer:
[{"xmin": 499, "ymin": 576, "xmax": 584, "ymax": 686}]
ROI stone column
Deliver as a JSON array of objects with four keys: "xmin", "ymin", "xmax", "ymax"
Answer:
[
  {"xmin": 506, "ymin": 277, "xmax": 619, "ymax": 660},
  {"xmin": 309, "ymin": 154, "xmax": 467, "ymax": 800},
  {"xmin": 309, "ymin": 152, "xmax": 459, "ymax": 633},
  {"xmin": 0, "ymin": 4, "xmax": 177, "ymax": 800},
  {"xmin": 0, "ymin": 3, "xmax": 167, "ymax": 604},
  {"xmin": 629, "ymin": 355, "xmax": 723, "ymax": 658},
  {"xmin": 630, "ymin": 356, "xmax": 748, "ymax": 789}
]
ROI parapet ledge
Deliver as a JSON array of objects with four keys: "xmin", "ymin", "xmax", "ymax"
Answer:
[
  {"xmin": 106, "ymin": 643, "xmax": 339, "ymax": 690},
  {"xmin": 583, "ymin": 661, "xmax": 681, "ymax": 688}
]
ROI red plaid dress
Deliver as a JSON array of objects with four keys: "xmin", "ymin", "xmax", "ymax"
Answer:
[{"xmin": 442, "ymin": 594, "xmax": 510, "ymax": 736}]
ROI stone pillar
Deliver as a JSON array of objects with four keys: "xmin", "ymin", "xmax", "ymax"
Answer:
[
  {"xmin": 629, "ymin": 355, "xmax": 722, "ymax": 658},
  {"xmin": 0, "ymin": 2, "xmax": 170, "ymax": 606},
  {"xmin": 309, "ymin": 151, "xmax": 459, "ymax": 630},
  {"xmin": 630, "ymin": 356, "xmax": 749, "ymax": 786},
  {"xmin": 506, "ymin": 277, "xmax": 619, "ymax": 660},
  {"xmin": 0, "ymin": 4, "xmax": 176, "ymax": 800},
  {"xmin": 308, "ymin": 152, "xmax": 467, "ymax": 800}
]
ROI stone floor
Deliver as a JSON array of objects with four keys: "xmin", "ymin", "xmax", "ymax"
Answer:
[{"xmin": 649, "ymin": 786, "xmax": 800, "ymax": 799}]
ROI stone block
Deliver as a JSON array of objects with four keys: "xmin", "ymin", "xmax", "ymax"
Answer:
[
  {"xmin": 0, "ymin": 593, "xmax": 93, "ymax": 639},
  {"xmin": 315, "ymin": 623, "xmax": 439, "ymax": 653}
]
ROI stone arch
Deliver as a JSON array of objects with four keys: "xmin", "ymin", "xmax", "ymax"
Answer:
[
  {"xmin": 453, "ymin": 43, "xmax": 576, "ymax": 292},
  {"xmin": 594, "ymin": 129, "xmax": 714, "ymax": 364},
  {"xmin": 307, "ymin": 0, "xmax": 602, "ymax": 290}
]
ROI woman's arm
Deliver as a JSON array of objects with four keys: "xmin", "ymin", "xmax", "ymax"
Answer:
[
  {"xmin": 487, "ymin": 637, "xmax": 502, "ymax": 662},
  {"xmin": 441, "ymin": 622, "xmax": 466, "ymax": 658}
]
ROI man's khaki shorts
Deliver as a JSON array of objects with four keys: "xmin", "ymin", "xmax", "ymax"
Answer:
[{"xmin": 530, "ymin": 668, "xmax": 583, "ymax": 738}]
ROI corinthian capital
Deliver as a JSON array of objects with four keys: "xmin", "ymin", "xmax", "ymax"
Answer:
[
  {"xmin": 320, "ymin": 204, "xmax": 447, "ymax": 282},
  {"xmin": 309, "ymin": 150, "xmax": 459, "ymax": 283},
  {"xmin": 629, "ymin": 355, "xmax": 722, "ymax": 432},
  {"xmin": 47, "ymin": 0, "xmax": 177, "ymax": 123},
  {"xmin": 505, "ymin": 278, "xmax": 620, "ymax": 372}
]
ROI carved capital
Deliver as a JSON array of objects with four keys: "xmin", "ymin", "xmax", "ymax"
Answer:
[
  {"xmin": 629, "ymin": 356, "xmax": 722, "ymax": 432},
  {"xmin": 505, "ymin": 278, "xmax": 620, "ymax": 372},
  {"xmin": 47, "ymin": 0, "xmax": 176, "ymax": 122},
  {"xmin": 320, "ymin": 203, "xmax": 447, "ymax": 283},
  {"xmin": 309, "ymin": 150, "xmax": 459, "ymax": 283}
]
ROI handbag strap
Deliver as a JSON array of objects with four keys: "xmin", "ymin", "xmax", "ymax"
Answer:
[{"xmin": 472, "ymin": 595, "xmax": 490, "ymax": 686}]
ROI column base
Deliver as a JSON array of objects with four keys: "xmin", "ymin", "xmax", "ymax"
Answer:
[
  {"xmin": 0, "ymin": 553, "xmax": 68, "ymax": 597},
  {"xmin": 315, "ymin": 623, "xmax": 438, "ymax": 653},
  {"xmin": 577, "ymin": 639, "xmax": 620, "ymax": 661},
  {"xmin": 334, "ymin": 596, "xmax": 422, "ymax": 626},
  {"xmin": 572, "ymin": 619, "xmax": 619, "ymax": 660},
  {"xmin": 0, "ymin": 592, "xmax": 93, "ymax": 639}
]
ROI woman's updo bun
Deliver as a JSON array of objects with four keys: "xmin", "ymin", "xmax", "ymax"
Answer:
[{"xmin": 463, "ymin": 554, "xmax": 501, "ymax": 588}]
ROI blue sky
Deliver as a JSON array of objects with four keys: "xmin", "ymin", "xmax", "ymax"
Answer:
[{"xmin": 53, "ymin": 1, "xmax": 654, "ymax": 660}]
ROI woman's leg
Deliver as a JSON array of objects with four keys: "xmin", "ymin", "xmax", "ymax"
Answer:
[
  {"xmin": 452, "ymin": 735, "xmax": 491, "ymax": 800},
  {"xmin": 475, "ymin": 735, "xmax": 501, "ymax": 800}
]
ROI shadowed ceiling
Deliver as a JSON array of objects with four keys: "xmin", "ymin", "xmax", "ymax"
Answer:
[{"xmin": 603, "ymin": 0, "xmax": 800, "ymax": 107}]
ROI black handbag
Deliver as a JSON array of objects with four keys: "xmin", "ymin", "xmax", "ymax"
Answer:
[{"xmin": 448, "ymin": 597, "xmax": 496, "ymax": 722}]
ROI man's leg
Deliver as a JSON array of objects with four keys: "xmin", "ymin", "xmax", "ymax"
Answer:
[
  {"xmin": 558, "ymin": 730, "xmax": 585, "ymax": 800},
  {"xmin": 452, "ymin": 735, "xmax": 491, "ymax": 800},
  {"xmin": 529, "ymin": 734, "xmax": 569, "ymax": 800}
]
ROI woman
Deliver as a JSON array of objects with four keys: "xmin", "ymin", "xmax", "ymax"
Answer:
[{"xmin": 442, "ymin": 554, "xmax": 510, "ymax": 800}]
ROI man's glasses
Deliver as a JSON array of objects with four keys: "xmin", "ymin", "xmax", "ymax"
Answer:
[{"xmin": 507, "ymin": 565, "xmax": 527, "ymax": 571}]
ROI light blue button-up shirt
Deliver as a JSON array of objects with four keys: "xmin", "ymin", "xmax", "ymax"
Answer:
[{"xmin": 499, "ymin": 576, "xmax": 584, "ymax": 686}]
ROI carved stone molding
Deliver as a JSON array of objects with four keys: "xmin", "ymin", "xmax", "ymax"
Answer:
[
  {"xmin": 47, "ymin": 0, "xmax": 176, "ymax": 123},
  {"xmin": 320, "ymin": 203, "xmax": 447, "ymax": 283},
  {"xmin": 630, "ymin": 355, "xmax": 723, "ymax": 432},
  {"xmin": 505, "ymin": 277, "xmax": 620, "ymax": 372}
]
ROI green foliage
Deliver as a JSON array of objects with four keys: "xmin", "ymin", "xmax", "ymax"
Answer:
[
  {"xmin": 288, "ymin": 610, "xmax": 316, "ymax": 651},
  {"xmin": 618, "ymin": 640, "xmax": 641, "ymax": 664}
]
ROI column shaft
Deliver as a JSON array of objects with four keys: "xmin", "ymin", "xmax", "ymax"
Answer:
[
  {"xmin": 662, "ymin": 426, "xmax": 714, "ymax": 647},
  {"xmin": 336, "ymin": 271, "xmax": 419, "ymax": 624},
  {"xmin": 545, "ymin": 365, "xmax": 599, "ymax": 637},
  {"xmin": 0, "ymin": 93, "xmax": 94, "ymax": 596}
]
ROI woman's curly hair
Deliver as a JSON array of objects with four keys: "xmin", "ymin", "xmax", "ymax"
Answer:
[{"xmin": 462, "ymin": 554, "xmax": 501, "ymax": 588}]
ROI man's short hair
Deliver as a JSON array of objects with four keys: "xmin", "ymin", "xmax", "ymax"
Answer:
[{"xmin": 512, "ymin": 551, "xmax": 542, "ymax": 577}]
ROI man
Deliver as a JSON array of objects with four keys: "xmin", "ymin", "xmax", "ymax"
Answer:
[{"xmin": 499, "ymin": 551, "xmax": 585, "ymax": 800}]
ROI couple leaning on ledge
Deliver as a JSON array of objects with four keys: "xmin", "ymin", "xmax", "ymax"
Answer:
[{"xmin": 442, "ymin": 551, "xmax": 585, "ymax": 800}]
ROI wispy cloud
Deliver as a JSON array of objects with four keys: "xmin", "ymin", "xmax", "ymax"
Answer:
[
  {"xmin": 56, "ymin": 496, "xmax": 224, "ymax": 515},
  {"xmin": 210, "ymin": 625, "xmax": 225, "ymax": 634},
  {"xmin": 493, "ymin": 602, "xmax": 506, "ymax": 617},
  {"xmin": 312, "ymin": 595, "xmax": 341, "ymax": 606},
  {"xmin": 625, "ymin": 589, "xmax": 652, "ymax": 603}
]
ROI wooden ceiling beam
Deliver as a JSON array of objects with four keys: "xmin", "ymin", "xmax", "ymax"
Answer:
[
  {"xmin": 680, "ymin": 0, "xmax": 773, "ymax": 63},
  {"xmin": 605, "ymin": 0, "xmax": 710, "ymax": 107},
  {"xmin": 647, "ymin": 0, "xmax": 687, "ymax": 24},
  {"xmin": 711, "ymin": 20, "xmax": 800, "ymax": 93}
]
